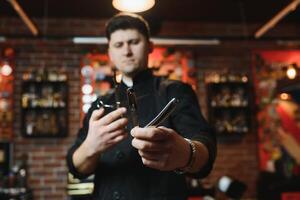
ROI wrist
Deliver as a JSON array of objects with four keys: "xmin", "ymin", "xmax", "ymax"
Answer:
[
  {"xmin": 174, "ymin": 138, "xmax": 196, "ymax": 174},
  {"xmin": 82, "ymin": 140, "xmax": 101, "ymax": 158}
]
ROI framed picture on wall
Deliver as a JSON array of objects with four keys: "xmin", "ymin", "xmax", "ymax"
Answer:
[{"xmin": 0, "ymin": 141, "xmax": 13, "ymax": 176}]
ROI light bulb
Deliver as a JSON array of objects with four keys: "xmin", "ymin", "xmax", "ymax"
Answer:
[
  {"xmin": 112, "ymin": 0, "xmax": 155, "ymax": 13},
  {"xmin": 218, "ymin": 176, "xmax": 232, "ymax": 193},
  {"xmin": 280, "ymin": 93, "xmax": 289, "ymax": 100},
  {"xmin": 1, "ymin": 64, "xmax": 13, "ymax": 76},
  {"xmin": 82, "ymin": 84, "xmax": 93, "ymax": 95},
  {"xmin": 286, "ymin": 66, "xmax": 297, "ymax": 79},
  {"xmin": 82, "ymin": 104, "xmax": 91, "ymax": 113}
]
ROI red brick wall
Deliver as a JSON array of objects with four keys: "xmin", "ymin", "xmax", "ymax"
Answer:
[
  {"xmin": 1, "ymin": 17, "xmax": 300, "ymax": 199},
  {"xmin": 9, "ymin": 39, "xmax": 83, "ymax": 199}
]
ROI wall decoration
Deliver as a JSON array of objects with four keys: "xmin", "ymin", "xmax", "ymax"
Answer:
[
  {"xmin": 254, "ymin": 51, "xmax": 300, "ymax": 173},
  {"xmin": 149, "ymin": 47, "xmax": 197, "ymax": 89},
  {"xmin": 80, "ymin": 53, "xmax": 114, "ymax": 121},
  {"xmin": 0, "ymin": 47, "xmax": 14, "ymax": 140},
  {"xmin": 254, "ymin": 50, "xmax": 300, "ymax": 199}
]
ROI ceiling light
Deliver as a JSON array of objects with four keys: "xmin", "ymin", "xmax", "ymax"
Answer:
[
  {"xmin": 73, "ymin": 37, "xmax": 221, "ymax": 46},
  {"xmin": 112, "ymin": 0, "xmax": 155, "ymax": 13}
]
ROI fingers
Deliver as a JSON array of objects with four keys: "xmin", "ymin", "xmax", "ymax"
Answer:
[
  {"xmin": 138, "ymin": 149, "xmax": 170, "ymax": 170},
  {"xmin": 132, "ymin": 138, "xmax": 169, "ymax": 151},
  {"xmin": 106, "ymin": 130, "xmax": 128, "ymax": 145},
  {"xmin": 141, "ymin": 157, "xmax": 168, "ymax": 170},
  {"xmin": 131, "ymin": 126, "xmax": 170, "ymax": 141},
  {"xmin": 103, "ymin": 117, "xmax": 128, "ymax": 133},
  {"xmin": 138, "ymin": 150, "xmax": 168, "ymax": 161},
  {"xmin": 157, "ymin": 126, "xmax": 173, "ymax": 133},
  {"xmin": 99, "ymin": 107, "xmax": 127, "ymax": 126},
  {"xmin": 105, "ymin": 129, "xmax": 128, "ymax": 141},
  {"xmin": 102, "ymin": 135, "xmax": 128, "ymax": 151},
  {"xmin": 111, "ymin": 134, "xmax": 128, "ymax": 143},
  {"xmin": 90, "ymin": 108, "xmax": 105, "ymax": 121}
]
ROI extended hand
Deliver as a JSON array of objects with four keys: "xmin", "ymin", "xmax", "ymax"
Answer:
[
  {"xmin": 131, "ymin": 126, "xmax": 190, "ymax": 171},
  {"xmin": 83, "ymin": 107, "xmax": 128, "ymax": 157}
]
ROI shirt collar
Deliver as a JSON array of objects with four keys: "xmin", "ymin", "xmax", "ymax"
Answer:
[
  {"xmin": 121, "ymin": 68, "xmax": 153, "ymax": 87},
  {"xmin": 133, "ymin": 68, "xmax": 153, "ymax": 85}
]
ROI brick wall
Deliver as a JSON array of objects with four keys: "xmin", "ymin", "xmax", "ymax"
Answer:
[
  {"xmin": 1, "ymin": 17, "xmax": 300, "ymax": 199},
  {"xmin": 10, "ymin": 39, "xmax": 83, "ymax": 199}
]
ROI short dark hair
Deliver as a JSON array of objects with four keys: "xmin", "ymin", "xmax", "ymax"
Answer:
[{"xmin": 105, "ymin": 12, "xmax": 150, "ymax": 41}]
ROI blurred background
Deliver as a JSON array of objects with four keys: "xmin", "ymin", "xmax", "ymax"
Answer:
[{"xmin": 0, "ymin": 0, "xmax": 300, "ymax": 199}]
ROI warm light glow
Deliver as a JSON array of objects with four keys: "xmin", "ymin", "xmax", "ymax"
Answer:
[
  {"xmin": 82, "ymin": 84, "xmax": 93, "ymax": 95},
  {"xmin": 286, "ymin": 66, "xmax": 297, "ymax": 79},
  {"xmin": 81, "ymin": 65, "xmax": 93, "ymax": 77},
  {"xmin": 82, "ymin": 104, "xmax": 91, "ymax": 113},
  {"xmin": 82, "ymin": 94, "xmax": 98, "ymax": 104},
  {"xmin": 0, "ymin": 99, "xmax": 9, "ymax": 111},
  {"xmin": 241, "ymin": 76, "xmax": 248, "ymax": 82},
  {"xmin": 112, "ymin": 0, "xmax": 155, "ymax": 12},
  {"xmin": 218, "ymin": 176, "xmax": 232, "ymax": 193},
  {"xmin": 1, "ymin": 64, "xmax": 13, "ymax": 76},
  {"xmin": 82, "ymin": 95, "xmax": 93, "ymax": 104},
  {"xmin": 280, "ymin": 93, "xmax": 290, "ymax": 100}
]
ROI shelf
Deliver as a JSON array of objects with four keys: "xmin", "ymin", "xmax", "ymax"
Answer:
[
  {"xmin": 210, "ymin": 105, "xmax": 248, "ymax": 109},
  {"xmin": 21, "ymin": 76, "xmax": 68, "ymax": 138},
  {"xmin": 23, "ymin": 133, "xmax": 67, "ymax": 138},
  {"xmin": 209, "ymin": 81, "xmax": 248, "ymax": 85},
  {"xmin": 216, "ymin": 130, "xmax": 248, "ymax": 135},
  {"xmin": 22, "ymin": 80, "xmax": 67, "ymax": 84},
  {"xmin": 206, "ymin": 74, "xmax": 252, "ymax": 142},
  {"xmin": 209, "ymin": 81, "xmax": 249, "ymax": 84},
  {"xmin": 208, "ymin": 82, "xmax": 249, "ymax": 90},
  {"xmin": 22, "ymin": 106, "xmax": 66, "ymax": 110},
  {"xmin": 216, "ymin": 132, "xmax": 245, "ymax": 143}
]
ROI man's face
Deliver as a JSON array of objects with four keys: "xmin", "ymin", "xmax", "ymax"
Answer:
[{"xmin": 108, "ymin": 29, "xmax": 150, "ymax": 77}]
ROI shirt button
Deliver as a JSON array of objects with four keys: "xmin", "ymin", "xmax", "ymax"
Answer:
[
  {"xmin": 113, "ymin": 191, "xmax": 121, "ymax": 200},
  {"xmin": 115, "ymin": 150, "xmax": 125, "ymax": 160}
]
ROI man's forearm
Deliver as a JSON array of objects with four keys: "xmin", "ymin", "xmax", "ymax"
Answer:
[{"xmin": 72, "ymin": 142, "xmax": 100, "ymax": 175}]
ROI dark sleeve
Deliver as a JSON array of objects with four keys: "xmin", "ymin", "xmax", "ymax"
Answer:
[
  {"xmin": 168, "ymin": 81, "xmax": 217, "ymax": 179},
  {"xmin": 66, "ymin": 101, "xmax": 98, "ymax": 179}
]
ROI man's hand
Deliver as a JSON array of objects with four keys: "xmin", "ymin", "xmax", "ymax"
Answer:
[
  {"xmin": 83, "ymin": 107, "xmax": 128, "ymax": 157},
  {"xmin": 131, "ymin": 126, "xmax": 190, "ymax": 171},
  {"xmin": 72, "ymin": 107, "xmax": 128, "ymax": 175}
]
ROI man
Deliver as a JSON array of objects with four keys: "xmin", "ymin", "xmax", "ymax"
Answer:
[{"xmin": 67, "ymin": 13, "xmax": 216, "ymax": 200}]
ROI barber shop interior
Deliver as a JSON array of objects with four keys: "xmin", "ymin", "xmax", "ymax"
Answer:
[{"xmin": 1, "ymin": 0, "xmax": 300, "ymax": 199}]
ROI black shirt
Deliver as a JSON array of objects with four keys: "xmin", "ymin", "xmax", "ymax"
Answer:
[{"xmin": 67, "ymin": 69, "xmax": 216, "ymax": 200}]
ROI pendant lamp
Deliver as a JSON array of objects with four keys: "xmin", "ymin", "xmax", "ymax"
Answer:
[{"xmin": 112, "ymin": 0, "xmax": 155, "ymax": 13}]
